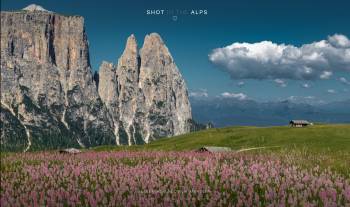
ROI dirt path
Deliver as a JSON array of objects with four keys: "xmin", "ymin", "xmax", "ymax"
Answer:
[{"xmin": 237, "ymin": 146, "xmax": 281, "ymax": 152}]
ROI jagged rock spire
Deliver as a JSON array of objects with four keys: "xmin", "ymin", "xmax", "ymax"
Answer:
[
  {"xmin": 98, "ymin": 61, "xmax": 118, "ymax": 104},
  {"xmin": 117, "ymin": 34, "xmax": 140, "ymax": 80},
  {"xmin": 139, "ymin": 33, "xmax": 192, "ymax": 141},
  {"xmin": 121, "ymin": 34, "xmax": 138, "ymax": 57},
  {"xmin": 98, "ymin": 33, "xmax": 192, "ymax": 145},
  {"xmin": 116, "ymin": 34, "xmax": 141, "ymax": 145}
]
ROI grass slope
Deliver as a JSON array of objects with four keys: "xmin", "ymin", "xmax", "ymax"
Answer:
[
  {"xmin": 94, "ymin": 124, "xmax": 350, "ymax": 152},
  {"xmin": 93, "ymin": 124, "xmax": 350, "ymax": 175}
]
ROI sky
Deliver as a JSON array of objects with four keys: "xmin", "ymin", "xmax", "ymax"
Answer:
[{"xmin": 2, "ymin": 0, "xmax": 350, "ymax": 104}]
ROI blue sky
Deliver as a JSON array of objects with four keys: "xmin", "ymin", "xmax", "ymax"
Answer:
[{"xmin": 2, "ymin": 0, "xmax": 350, "ymax": 103}]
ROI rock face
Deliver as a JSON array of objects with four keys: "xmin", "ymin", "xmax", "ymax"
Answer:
[
  {"xmin": 98, "ymin": 33, "xmax": 192, "ymax": 145},
  {"xmin": 1, "ymin": 6, "xmax": 115, "ymax": 151},
  {"xmin": 0, "ymin": 5, "xmax": 192, "ymax": 151},
  {"xmin": 139, "ymin": 34, "xmax": 192, "ymax": 142}
]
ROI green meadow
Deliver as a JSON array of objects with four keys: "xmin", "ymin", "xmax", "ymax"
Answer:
[{"xmin": 93, "ymin": 124, "xmax": 350, "ymax": 175}]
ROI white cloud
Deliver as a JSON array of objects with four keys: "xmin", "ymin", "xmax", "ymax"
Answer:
[
  {"xmin": 339, "ymin": 77, "xmax": 350, "ymax": 85},
  {"xmin": 237, "ymin": 81, "xmax": 245, "ymax": 87},
  {"xmin": 220, "ymin": 92, "xmax": 248, "ymax": 100},
  {"xmin": 189, "ymin": 89, "xmax": 208, "ymax": 98},
  {"xmin": 301, "ymin": 83, "xmax": 311, "ymax": 88},
  {"xmin": 274, "ymin": 79, "xmax": 287, "ymax": 87},
  {"xmin": 327, "ymin": 89, "xmax": 336, "ymax": 94},
  {"xmin": 288, "ymin": 95, "xmax": 315, "ymax": 100},
  {"xmin": 209, "ymin": 34, "xmax": 350, "ymax": 80},
  {"xmin": 320, "ymin": 71, "xmax": 333, "ymax": 79},
  {"xmin": 287, "ymin": 96, "xmax": 324, "ymax": 105},
  {"xmin": 328, "ymin": 34, "xmax": 350, "ymax": 48}
]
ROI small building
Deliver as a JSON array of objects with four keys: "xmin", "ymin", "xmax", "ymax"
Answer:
[
  {"xmin": 59, "ymin": 148, "xmax": 81, "ymax": 154},
  {"xmin": 197, "ymin": 146, "xmax": 232, "ymax": 153},
  {"xmin": 289, "ymin": 120, "xmax": 312, "ymax": 127},
  {"xmin": 206, "ymin": 122, "xmax": 214, "ymax": 129}
]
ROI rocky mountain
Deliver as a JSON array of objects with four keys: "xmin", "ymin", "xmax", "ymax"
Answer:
[
  {"xmin": 98, "ymin": 33, "xmax": 192, "ymax": 145},
  {"xmin": 0, "ymin": 5, "xmax": 192, "ymax": 151}
]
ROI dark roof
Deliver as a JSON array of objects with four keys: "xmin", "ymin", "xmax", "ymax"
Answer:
[
  {"xmin": 290, "ymin": 120, "xmax": 310, "ymax": 124},
  {"xmin": 198, "ymin": 146, "xmax": 232, "ymax": 152},
  {"xmin": 59, "ymin": 148, "xmax": 81, "ymax": 154}
]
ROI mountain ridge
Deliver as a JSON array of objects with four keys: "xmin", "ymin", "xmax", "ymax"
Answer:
[
  {"xmin": 0, "ymin": 5, "xmax": 192, "ymax": 151},
  {"xmin": 190, "ymin": 97, "xmax": 350, "ymax": 127}
]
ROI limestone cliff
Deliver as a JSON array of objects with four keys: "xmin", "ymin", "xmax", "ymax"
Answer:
[
  {"xmin": 1, "ymin": 5, "xmax": 115, "ymax": 151},
  {"xmin": 98, "ymin": 33, "xmax": 192, "ymax": 145},
  {"xmin": 0, "ymin": 5, "xmax": 192, "ymax": 150}
]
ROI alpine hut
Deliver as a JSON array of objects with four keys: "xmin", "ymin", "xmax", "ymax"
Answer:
[
  {"xmin": 197, "ymin": 146, "xmax": 232, "ymax": 153},
  {"xmin": 289, "ymin": 120, "xmax": 312, "ymax": 127}
]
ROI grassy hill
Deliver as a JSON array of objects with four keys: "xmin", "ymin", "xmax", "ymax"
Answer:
[
  {"xmin": 93, "ymin": 124, "xmax": 350, "ymax": 175},
  {"xmin": 94, "ymin": 124, "xmax": 350, "ymax": 152}
]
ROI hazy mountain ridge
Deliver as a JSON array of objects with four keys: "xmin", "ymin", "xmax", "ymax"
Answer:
[{"xmin": 191, "ymin": 98, "xmax": 350, "ymax": 127}]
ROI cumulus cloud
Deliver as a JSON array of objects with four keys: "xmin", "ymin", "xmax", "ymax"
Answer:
[
  {"xmin": 220, "ymin": 92, "xmax": 248, "ymax": 100},
  {"xmin": 327, "ymin": 89, "xmax": 336, "ymax": 94},
  {"xmin": 328, "ymin": 34, "xmax": 350, "ymax": 48},
  {"xmin": 339, "ymin": 77, "xmax": 350, "ymax": 85},
  {"xmin": 209, "ymin": 34, "xmax": 350, "ymax": 80},
  {"xmin": 237, "ymin": 81, "xmax": 245, "ymax": 87},
  {"xmin": 274, "ymin": 79, "xmax": 287, "ymax": 87},
  {"xmin": 189, "ymin": 89, "xmax": 208, "ymax": 98},
  {"xmin": 301, "ymin": 83, "xmax": 311, "ymax": 88},
  {"xmin": 320, "ymin": 71, "xmax": 333, "ymax": 79}
]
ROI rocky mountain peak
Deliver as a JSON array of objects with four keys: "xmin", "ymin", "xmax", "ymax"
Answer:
[
  {"xmin": 144, "ymin": 33, "xmax": 164, "ymax": 45},
  {"xmin": 142, "ymin": 33, "xmax": 166, "ymax": 51},
  {"xmin": 124, "ymin": 34, "xmax": 138, "ymax": 54},
  {"xmin": 140, "ymin": 33, "xmax": 169, "ymax": 73},
  {"xmin": 118, "ymin": 34, "xmax": 139, "ymax": 69},
  {"xmin": 1, "ymin": 6, "xmax": 116, "ymax": 151},
  {"xmin": 100, "ymin": 61, "xmax": 115, "ymax": 71},
  {"xmin": 22, "ymin": 4, "xmax": 50, "ymax": 12},
  {"xmin": 97, "ymin": 33, "xmax": 192, "ymax": 145},
  {"xmin": 118, "ymin": 34, "xmax": 139, "ymax": 72},
  {"xmin": 141, "ymin": 33, "xmax": 172, "ymax": 67}
]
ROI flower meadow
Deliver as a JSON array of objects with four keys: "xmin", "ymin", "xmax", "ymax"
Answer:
[{"xmin": 1, "ymin": 151, "xmax": 350, "ymax": 207}]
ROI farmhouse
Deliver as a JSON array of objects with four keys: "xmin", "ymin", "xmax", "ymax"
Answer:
[
  {"xmin": 197, "ymin": 146, "xmax": 232, "ymax": 153},
  {"xmin": 59, "ymin": 148, "xmax": 81, "ymax": 154},
  {"xmin": 289, "ymin": 120, "xmax": 312, "ymax": 127}
]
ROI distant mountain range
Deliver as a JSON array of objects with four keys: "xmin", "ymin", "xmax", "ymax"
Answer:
[{"xmin": 191, "ymin": 98, "xmax": 350, "ymax": 127}]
